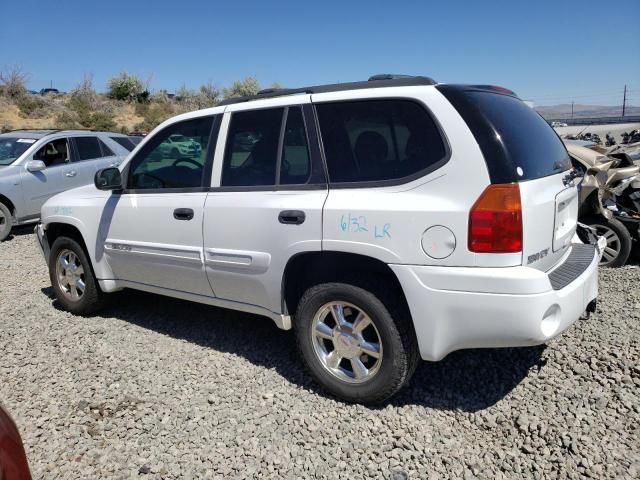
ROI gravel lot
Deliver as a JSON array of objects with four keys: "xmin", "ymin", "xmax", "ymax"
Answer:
[{"xmin": 1, "ymin": 228, "xmax": 639, "ymax": 479}]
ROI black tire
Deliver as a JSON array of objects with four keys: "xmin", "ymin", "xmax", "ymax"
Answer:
[
  {"xmin": 295, "ymin": 282, "xmax": 418, "ymax": 404},
  {"xmin": 0, "ymin": 202, "xmax": 13, "ymax": 242},
  {"xmin": 582, "ymin": 215, "xmax": 632, "ymax": 267},
  {"xmin": 49, "ymin": 236, "xmax": 106, "ymax": 315}
]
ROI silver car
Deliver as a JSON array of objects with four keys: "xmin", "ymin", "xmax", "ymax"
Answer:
[{"xmin": 0, "ymin": 129, "xmax": 132, "ymax": 241}]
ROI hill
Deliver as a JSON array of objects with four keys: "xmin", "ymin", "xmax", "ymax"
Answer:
[{"xmin": 535, "ymin": 103, "xmax": 640, "ymax": 119}]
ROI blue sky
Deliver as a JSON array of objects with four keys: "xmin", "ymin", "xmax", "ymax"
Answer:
[{"xmin": 1, "ymin": 0, "xmax": 638, "ymax": 106}]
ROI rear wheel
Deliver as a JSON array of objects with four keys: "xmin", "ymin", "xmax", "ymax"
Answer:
[
  {"xmin": 49, "ymin": 236, "xmax": 106, "ymax": 314},
  {"xmin": 295, "ymin": 282, "xmax": 418, "ymax": 404},
  {"xmin": 0, "ymin": 202, "xmax": 13, "ymax": 241},
  {"xmin": 583, "ymin": 215, "xmax": 632, "ymax": 267}
]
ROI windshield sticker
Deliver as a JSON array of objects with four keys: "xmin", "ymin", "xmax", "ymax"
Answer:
[{"xmin": 17, "ymin": 139, "xmax": 36, "ymax": 144}]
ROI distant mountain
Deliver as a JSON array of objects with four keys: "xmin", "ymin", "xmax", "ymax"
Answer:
[{"xmin": 535, "ymin": 104, "xmax": 640, "ymax": 119}]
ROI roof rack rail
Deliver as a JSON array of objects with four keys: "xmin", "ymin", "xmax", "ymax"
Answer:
[{"xmin": 218, "ymin": 74, "xmax": 437, "ymax": 106}]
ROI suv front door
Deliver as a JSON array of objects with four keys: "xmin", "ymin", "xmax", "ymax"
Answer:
[
  {"xmin": 101, "ymin": 116, "xmax": 219, "ymax": 296},
  {"xmin": 203, "ymin": 98, "xmax": 328, "ymax": 314},
  {"xmin": 20, "ymin": 136, "xmax": 77, "ymax": 219}
]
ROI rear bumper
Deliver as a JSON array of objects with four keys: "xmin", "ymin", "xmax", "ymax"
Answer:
[
  {"xmin": 390, "ymin": 243, "xmax": 599, "ymax": 361},
  {"xmin": 35, "ymin": 223, "xmax": 50, "ymax": 264}
]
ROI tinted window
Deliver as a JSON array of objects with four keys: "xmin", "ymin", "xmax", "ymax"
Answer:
[
  {"xmin": 33, "ymin": 138, "xmax": 70, "ymax": 167},
  {"xmin": 127, "ymin": 116, "xmax": 213, "ymax": 190},
  {"xmin": 221, "ymin": 108, "xmax": 283, "ymax": 187},
  {"xmin": 75, "ymin": 137, "xmax": 103, "ymax": 160},
  {"xmin": 280, "ymin": 107, "xmax": 311, "ymax": 185},
  {"xmin": 316, "ymin": 100, "xmax": 447, "ymax": 183},
  {"xmin": 110, "ymin": 136, "xmax": 135, "ymax": 151},
  {"xmin": 99, "ymin": 139, "xmax": 115, "ymax": 156},
  {"xmin": 462, "ymin": 92, "xmax": 570, "ymax": 180}
]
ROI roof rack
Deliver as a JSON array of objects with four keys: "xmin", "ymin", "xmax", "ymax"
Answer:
[{"xmin": 218, "ymin": 74, "xmax": 436, "ymax": 106}]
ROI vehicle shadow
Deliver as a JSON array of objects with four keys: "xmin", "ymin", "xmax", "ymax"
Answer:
[
  {"xmin": 2, "ymin": 224, "xmax": 36, "ymax": 241},
  {"xmin": 42, "ymin": 288, "xmax": 546, "ymax": 411}
]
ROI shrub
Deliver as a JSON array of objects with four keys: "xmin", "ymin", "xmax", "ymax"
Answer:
[
  {"xmin": 0, "ymin": 65, "xmax": 29, "ymax": 98},
  {"xmin": 223, "ymin": 76, "xmax": 260, "ymax": 99},
  {"xmin": 16, "ymin": 95, "xmax": 47, "ymax": 116},
  {"xmin": 135, "ymin": 101, "xmax": 174, "ymax": 131},
  {"xmin": 107, "ymin": 72, "xmax": 147, "ymax": 102}
]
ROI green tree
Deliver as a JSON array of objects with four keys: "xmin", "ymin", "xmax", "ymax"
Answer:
[
  {"xmin": 223, "ymin": 76, "xmax": 260, "ymax": 99},
  {"xmin": 107, "ymin": 72, "xmax": 147, "ymax": 102}
]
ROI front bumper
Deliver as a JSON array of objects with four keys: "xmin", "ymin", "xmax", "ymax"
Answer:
[
  {"xmin": 35, "ymin": 223, "xmax": 50, "ymax": 264},
  {"xmin": 390, "ymin": 243, "xmax": 599, "ymax": 361}
]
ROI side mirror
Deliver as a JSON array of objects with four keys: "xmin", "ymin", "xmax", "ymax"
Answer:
[
  {"xmin": 95, "ymin": 167, "xmax": 123, "ymax": 191},
  {"xmin": 26, "ymin": 160, "xmax": 46, "ymax": 172}
]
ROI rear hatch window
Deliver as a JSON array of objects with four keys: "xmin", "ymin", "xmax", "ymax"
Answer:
[{"xmin": 437, "ymin": 86, "xmax": 571, "ymax": 182}]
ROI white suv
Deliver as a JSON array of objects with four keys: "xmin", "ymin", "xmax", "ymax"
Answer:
[{"xmin": 36, "ymin": 75, "xmax": 599, "ymax": 404}]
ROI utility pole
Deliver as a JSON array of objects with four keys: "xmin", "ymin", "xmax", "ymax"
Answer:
[
  {"xmin": 571, "ymin": 101, "xmax": 574, "ymax": 120},
  {"xmin": 622, "ymin": 84, "xmax": 627, "ymax": 117}
]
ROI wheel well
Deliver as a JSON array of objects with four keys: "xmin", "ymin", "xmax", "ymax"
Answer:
[
  {"xmin": 0, "ymin": 194, "xmax": 16, "ymax": 217},
  {"xmin": 45, "ymin": 223, "xmax": 89, "ymax": 255},
  {"xmin": 283, "ymin": 251, "xmax": 410, "ymax": 317}
]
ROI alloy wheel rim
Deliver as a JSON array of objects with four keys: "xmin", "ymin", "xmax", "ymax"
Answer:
[
  {"xmin": 0, "ymin": 209, "xmax": 6, "ymax": 226},
  {"xmin": 55, "ymin": 249, "xmax": 86, "ymax": 301},
  {"xmin": 311, "ymin": 301, "xmax": 383, "ymax": 384},
  {"xmin": 594, "ymin": 225, "xmax": 621, "ymax": 265}
]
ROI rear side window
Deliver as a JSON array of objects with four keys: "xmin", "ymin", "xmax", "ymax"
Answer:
[
  {"xmin": 99, "ymin": 139, "xmax": 115, "ymax": 156},
  {"xmin": 75, "ymin": 136, "xmax": 103, "ymax": 160},
  {"xmin": 110, "ymin": 136, "xmax": 135, "ymax": 151},
  {"xmin": 316, "ymin": 100, "xmax": 447, "ymax": 183},
  {"xmin": 221, "ymin": 108, "xmax": 284, "ymax": 187},
  {"xmin": 439, "ymin": 87, "xmax": 571, "ymax": 182},
  {"xmin": 280, "ymin": 107, "xmax": 311, "ymax": 185}
]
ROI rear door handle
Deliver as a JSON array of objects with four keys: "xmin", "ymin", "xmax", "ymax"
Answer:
[
  {"xmin": 278, "ymin": 210, "xmax": 306, "ymax": 225},
  {"xmin": 65, "ymin": 170, "xmax": 77, "ymax": 177},
  {"xmin": 173, "ymin": 208, "xmax": 194, "ymax": 221}
]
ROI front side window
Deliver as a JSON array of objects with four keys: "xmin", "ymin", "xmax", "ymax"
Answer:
[
  {"xmin": 221, "ymin": 108, "xmax": 284, "ymax": 187},
  {"xmin": 33, "ymin": 138, "xmax": 70, "ymax": 167},
  {"xmin": 127, "ymin": 116, "xmax": 213, "ymax": 190},
  {"xmin": 316, "ymin": 100, "xmax": 447, "ymax": 183}
]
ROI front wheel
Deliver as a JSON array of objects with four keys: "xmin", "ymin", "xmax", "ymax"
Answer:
[
  {"xmin": 49, "ymin": 236, "xmax": 106, "ymax": 314},
  {"xmin": 295, "ymin": 282, "xmax": 418, "ymax": 404},
  {"xmin": 583, "ymin": 215, "xmax": 632, "ymax": 267},
  {"xmin": 0, "ymin": 202, "xmax": 13, "ymax": 241}
]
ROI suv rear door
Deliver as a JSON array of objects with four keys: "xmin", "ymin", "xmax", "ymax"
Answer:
[
  {"xmin": 71, "ymin": 136, "xmax": 122, "ymax": 186},
  {"xmin": 202, "ymin": 96, "xmax": 328, "ymax": 314}
]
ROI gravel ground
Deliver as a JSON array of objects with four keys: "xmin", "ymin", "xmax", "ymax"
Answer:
[{"xmin": 1, "ymin": 228, "xmax": 639, "ymax": 479}]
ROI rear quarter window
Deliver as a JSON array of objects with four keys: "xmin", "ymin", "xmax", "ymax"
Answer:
[{"xmin": 438, "ymin": 86, "xmax": 570, "ymax": 182}]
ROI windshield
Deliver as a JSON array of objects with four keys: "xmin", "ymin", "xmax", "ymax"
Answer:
[{"xmin": 0, "ymin": 137, "xmax": 36, "ymax": 165}]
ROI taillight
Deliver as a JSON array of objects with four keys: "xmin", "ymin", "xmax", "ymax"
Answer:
[{"xmin": 469, "ymin": 183, "xmax": 522, "ymax": 253}]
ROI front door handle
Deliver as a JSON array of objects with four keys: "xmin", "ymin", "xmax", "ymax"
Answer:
[
  {"xmin": 65, "ymin": 170, "xmax": 77, "ymax": 177},
  {"xmin": 278, "ymin": 210, "xmax": 306, "ymax": 225},
  {"xmin": 110, "ymin": 161, "xmax": 121, "ymax": 167},
  {"xmin": 173, "ymin": 208, "xmax": 194, "ymax": 221}
]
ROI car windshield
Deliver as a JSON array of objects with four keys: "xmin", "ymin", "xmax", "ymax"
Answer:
[{"xmin": 0, "ymin": 137, "xmax": 36, "ymax": 165}]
